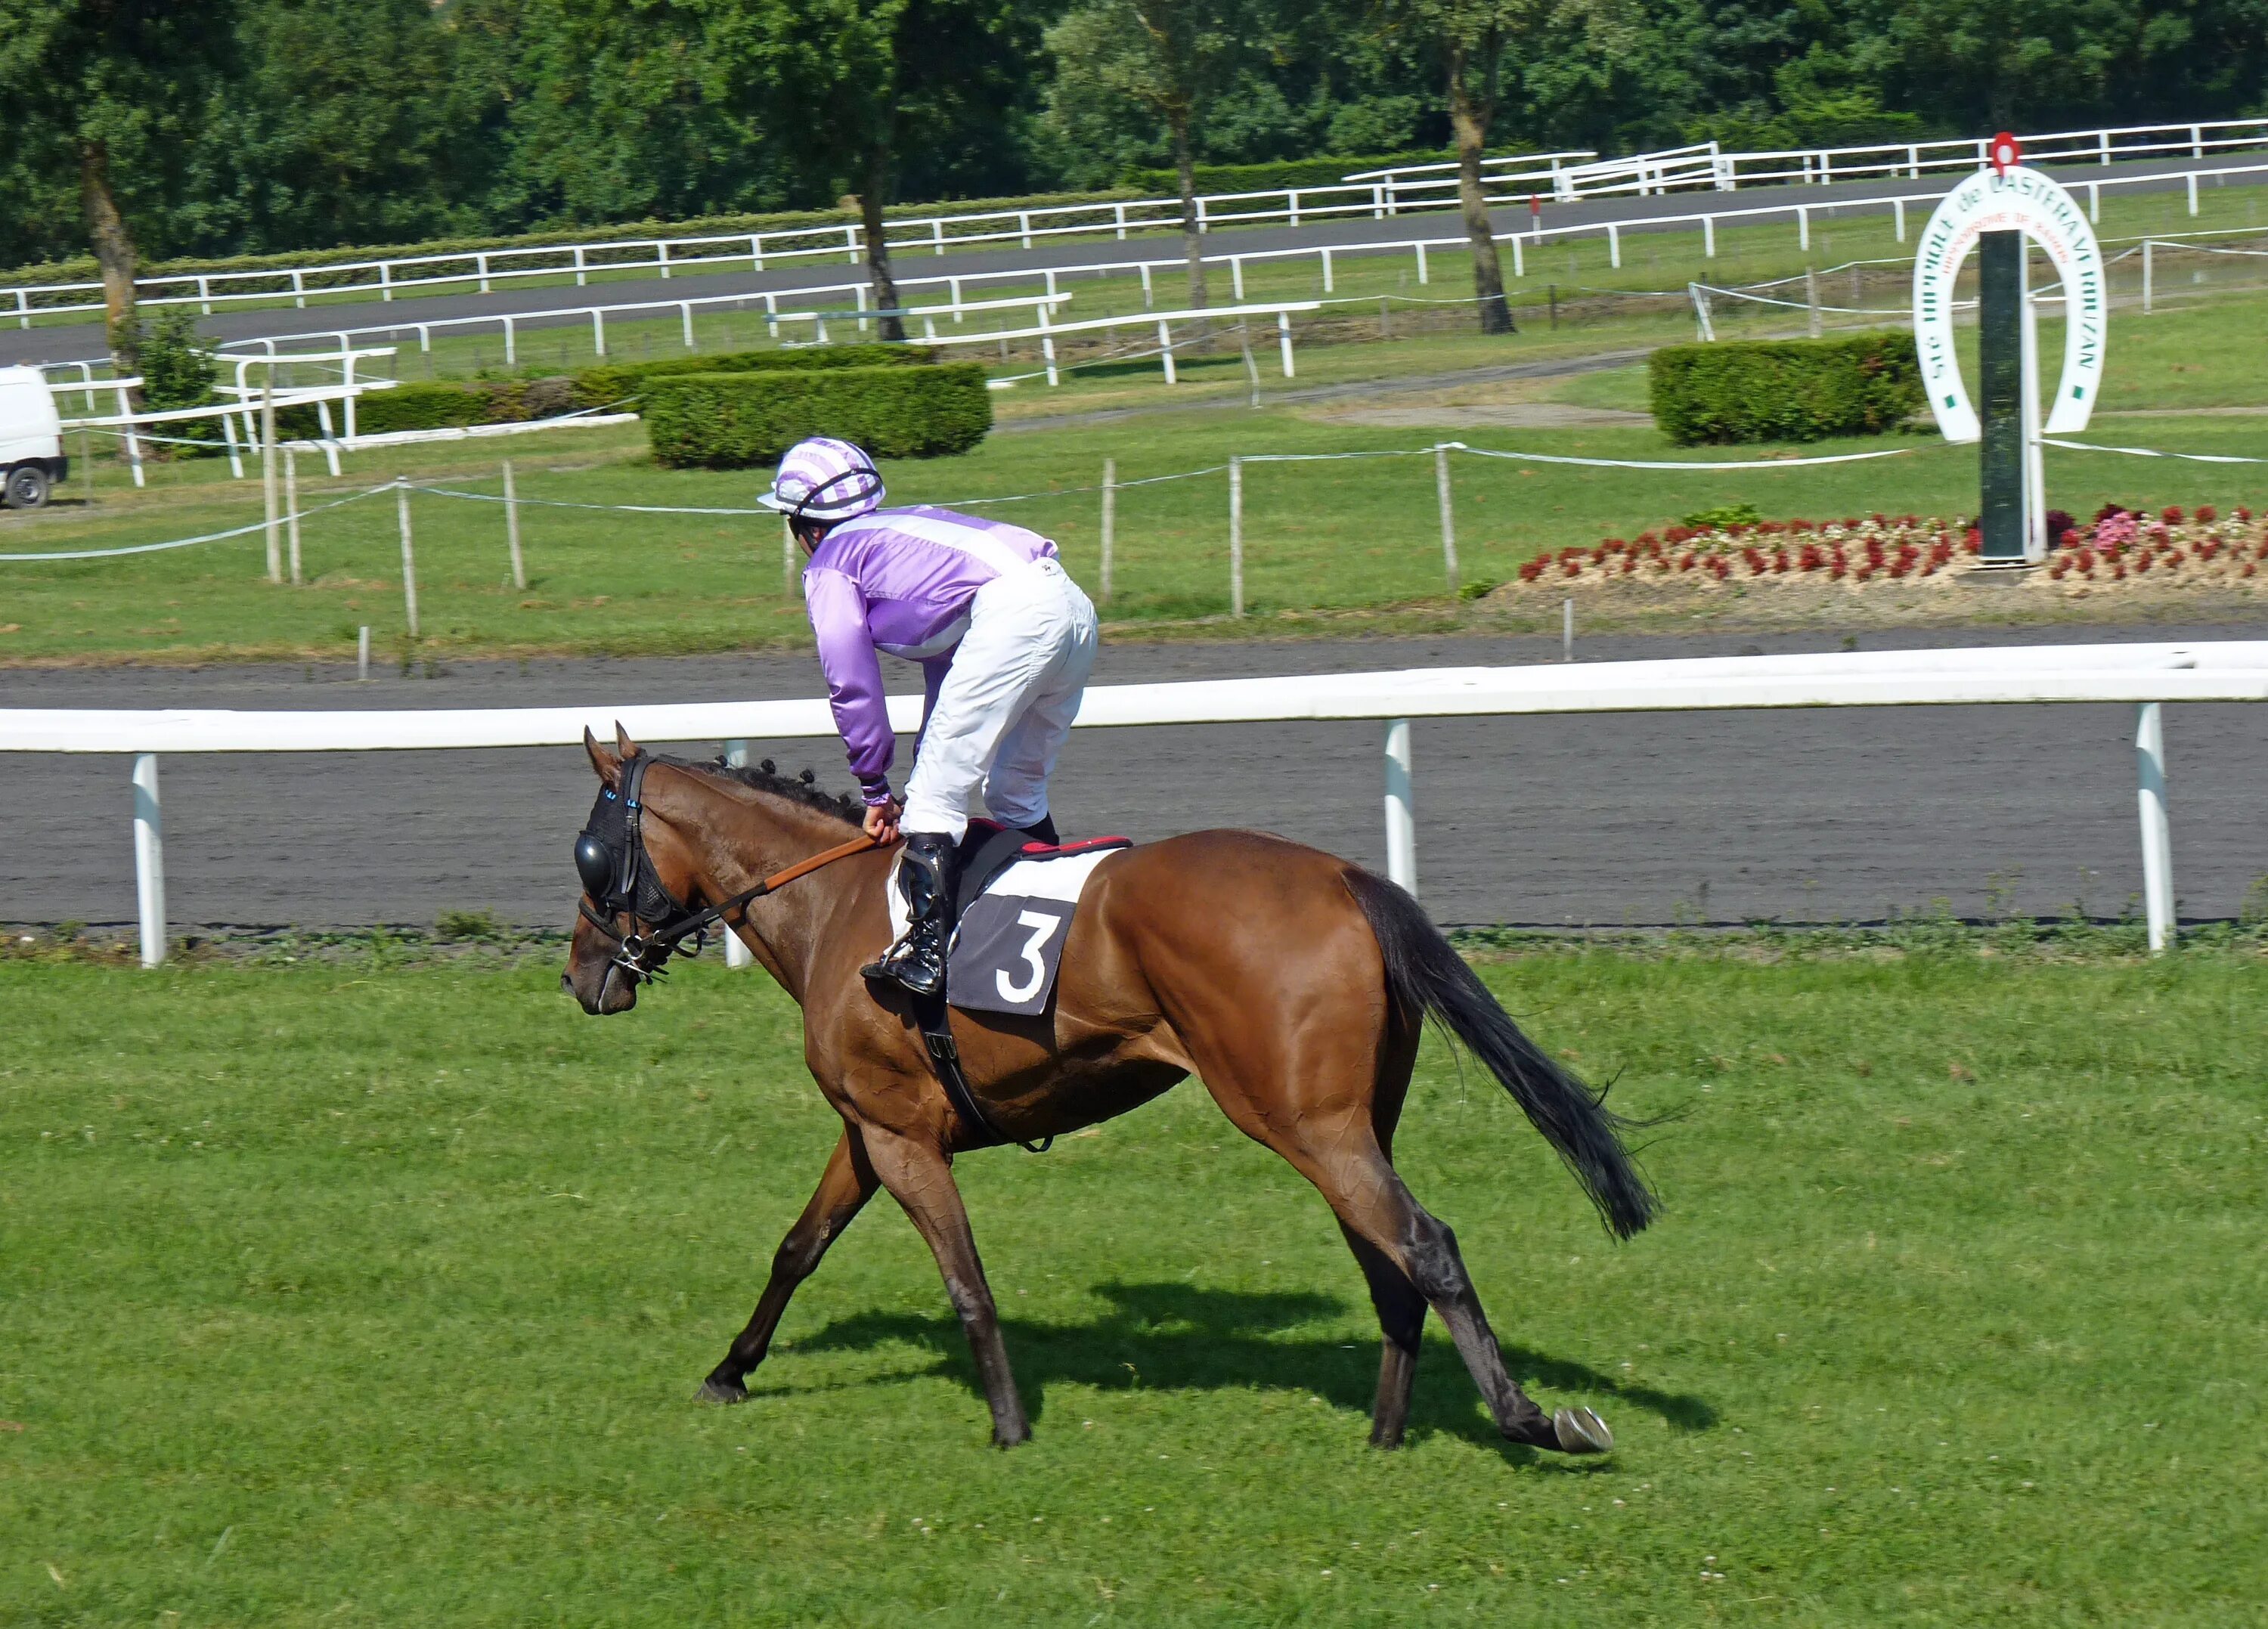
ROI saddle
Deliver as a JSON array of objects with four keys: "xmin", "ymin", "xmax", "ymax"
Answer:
[{"xmin": 906, "ymin": 819, "xmax": 1131, "ymax": 1154}]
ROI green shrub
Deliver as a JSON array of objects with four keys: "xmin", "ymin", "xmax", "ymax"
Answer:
[
  {"xmin": 1121, "ymin": 147, "xmax": 1540, "ymax": 196},
  {"xmin": 1649, "ymin": 332, "xmax": 1924, "ymax": 445},
  {"xmin": 644, "ymin": 364, "xmax": 992, "ymax": 468},
  {"xmin": 571, "ymin": 343, "xmax": 933, "ymax": 410},
  {"xmin": 274, "ymin": 376, "xmax": 580, "ymax": 439}
]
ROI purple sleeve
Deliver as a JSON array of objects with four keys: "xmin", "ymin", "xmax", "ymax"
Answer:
[{"xmin": 803, "ymin": 566, "xmax": 896, "ymax": 803}]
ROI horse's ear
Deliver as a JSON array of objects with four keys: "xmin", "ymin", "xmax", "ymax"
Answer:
[
  {"xmin": 584, "ymin": 726, "xmax": 621, "ymax": 789},
  {"xmin": 614, "ymin": 720, "xmax": 642, "ymax": 763}
]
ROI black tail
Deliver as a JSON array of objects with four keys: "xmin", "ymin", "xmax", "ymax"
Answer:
[{"xmin": 1348, "ymin": 869, "xmax": 1659, "ymax": 1240}]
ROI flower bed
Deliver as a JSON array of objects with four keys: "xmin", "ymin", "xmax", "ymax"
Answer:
[{"xmin": 1512, "ymin": 505, "xmax": 2268, "ymax": 592}]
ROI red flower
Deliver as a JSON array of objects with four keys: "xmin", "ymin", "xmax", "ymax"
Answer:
[
  {"xmin": 2162, "ymin": 506, "xmax": 2184, "ymax": 524},
  {"xmin": 1830, "ymin": 559, "xmax": 1848, "ymax": 579},
  {"xmin": 1963, "ymin": 528, "xmax": 1983, "ymax": 553},
  {"xmin": 2049, "ymin": 559, "xmax": 2068, "ymax": 579},
  {"xmin": 1621, "ymin": 556, "xmax": 1637, "ymax": 574},
  {"xmin": 1519, "ymin": 559, "xmax": 1547, "ymax": 581},
  {"xmin": 2059, "ymin": 528, "xmax": 2081, "ymax": 549},
  {"xmin": 2235, "ymin": 506, "xmax": 2252, "ymax": 522},
  {"xmin": 2197, "ymin": 505, "xmax": 2217, "ymax": 523},
  {"xmin": 1678, "ymin": 552, "xmax": 1696, "ymax": 571},
  {"xmin": 1665, "ymin": 524, "xmax": 1692, "ymax": 544},
  {"xmin": 1563, "ymin": 559, "xmax": 1582, "ymax": 577}
]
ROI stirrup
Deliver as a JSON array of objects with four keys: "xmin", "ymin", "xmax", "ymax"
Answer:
[{"xmin": 863, "ymin": 929, "xmax": 945, "ymax": 996}]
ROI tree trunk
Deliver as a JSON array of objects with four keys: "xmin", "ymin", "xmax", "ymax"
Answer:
[
  {"xmin": 1171, "ymin": 109, "xmax": 1207, "ymax": 313},
  {"xmin": 861, "ymin": 147, "xmax": 906, "ymax": 345},
  {"xmin": 1448, "ymin": 66, "xmax": 1514, "ymax": 336},
  {"xmin": 79, "ymin": 138, "xmax": 144, "ymax": 382}
]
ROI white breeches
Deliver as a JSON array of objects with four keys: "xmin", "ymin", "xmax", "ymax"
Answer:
[{"xmin": 900, "ymin": 559, "xmax": 1099, "ymax": 840}]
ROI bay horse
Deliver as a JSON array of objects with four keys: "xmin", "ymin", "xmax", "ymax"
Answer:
[{"xmin": 562, "ymin": 726, "xmax": 1657, "ymax": 1453}]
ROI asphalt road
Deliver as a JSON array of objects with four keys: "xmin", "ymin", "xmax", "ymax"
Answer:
[
  {"xmin": 6, "ymin": 153, "xmax": 2260, "ymax": 369},
  {"xmin": 5, "ymin": 624, "xmax": 2264, "ymax": 932}
]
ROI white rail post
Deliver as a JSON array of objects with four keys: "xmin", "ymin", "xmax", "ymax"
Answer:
[
  {"xmin": 1099, "ymin": 457, "xmax": 1116, "ymax": 602},
  {"xmin": 396, "ymin": 478, "xmax": 420, "ymax": 639},
  {"xmin": 477, "ymin": 252, "xmax": 491, "ymax": 294},
  {"xmin": 1892, "ymin": 198, "xmax": 1905, "ymax": 242},
  {"xmin": 1607, "ymin": 223, "xmax": 1620, "ymax": 268},
  {"xmin": 1157, "ymin": 320, "xmax": 1176, "ymax": 385},
  {"xmin": 132, "ymin": 754, "xmax": 167, "ymax": 968},
  {"xmin": 1231, "ymin": 257, "xmax": 1244, "ymax": 300},
  {"xmin": 2136, "ymin": 703, "xmax": 2175, "ymax": 953},
  {"xmin": 1139, "ymin": 262, "xmax": 1154, "ymax": 309},
  {"xmin": 1276, "ymin": 309, "xmax": 1295, "ymax": 378},
  {"xmin": 290, "ymin": 268, "xmax": 306, "ymax": 309},
  {"xmin": 1383, "ymin": 720, "xmax": 1416, "ymax": 897},
  {"xmin": 503, "ymin": 314, "xmax": 516, "ymax": 367},
  {"xmin": 682, "ymin": 302, "xmax": 696, "ymax": 348},
  {"xmin": 117, "ymin": 385, "xmax": 144, "ymax": 488},
  {"xmin": 358, "ymin": 624, "xmax": 370, "ymax": 681},
  {"xmin": 1039, "ymin": 306, "xmax": 1059, "ymax": 387},
  {"xmin": 284, "ymin": 447, "xmax": 302, "ymax": 585},
  {"xmin": 1434, "ymin": 444, "xmax": 1459, "ymax": 593},
  {"xmin": 2087, "ymin": 181, "xmax": 2101, "ymax": 223},
  {"xmin": 1510, "ymin": 235, "xmax": 1523, "ymax": 278},
  {"xmin": 1704, "ymin": 215, "xmax": 1717, "ymax": 257},
  {"xmin": 503, "ymin": 459, "xmax": 527, "ymax": 590},
  {"xmin": 1415, "ymin": 242, "xmax": 1428, "ymax": 284},
  {"xmin": 573, "ymin": 245, "xmax": 587, "ymax": 287},
  {"xmin": 261, "ymin": 386, "xmax": 281, "ymax": 583},
  {"xmin": 1321, "ymin": 246, "xmax": 1334, "ymax": 292},
  {"xmin": 1798, "ymin": 205, "xmax": 1810, "ymax": 251},
  {"xmin": 380, "ymin": 262, "xmax": 393, "ymax": 302},
  {"xmin": 722, "ymin": 741, "xmax": 755, "ymax": 968},
  {"xmin": 2143, "ymin": 239, "xmax": 2154, "ymax": 314},
  {"xmin": 1563, "ymin": 596, "xmax": 1574, "ymax": 661},
  {"xmin": 592, "ymin": 308, "xmax": 606, "ymax": 358},
  {"xmin": 1228, "ymin": 457, "xmax": 1244, "ymax": 618},
  {"xmin": 2187, "ymin": 171, "xmax": 2199, "ymax": 216}
]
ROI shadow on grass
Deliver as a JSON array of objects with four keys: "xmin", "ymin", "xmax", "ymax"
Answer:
[{"xmin": 763, "ymin": 1281, "xmax": 1716, "ymax": 1450}]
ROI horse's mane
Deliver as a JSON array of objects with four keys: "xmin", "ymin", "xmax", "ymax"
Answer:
[{"xmin": 663, "ymin": 753, "xmax": 866, "ymax": 828}]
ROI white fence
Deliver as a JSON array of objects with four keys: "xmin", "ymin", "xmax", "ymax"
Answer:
[
  {"xmin": 4, "ymin": 643, "xmax": 2261, "ymax": 966},
  {"xmin": 12, "ymin": 120, "xmax": 2268, "ymax": 328}
]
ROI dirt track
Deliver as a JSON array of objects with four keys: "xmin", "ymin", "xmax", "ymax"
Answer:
[{"xmin": 6, "ymin": 624, "xmax": 2266, "ymax": 931}]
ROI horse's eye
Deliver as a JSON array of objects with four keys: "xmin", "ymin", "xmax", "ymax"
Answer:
[{"xmin": 574, "ymin": 833, "xmax": 616, "ymax": 897}]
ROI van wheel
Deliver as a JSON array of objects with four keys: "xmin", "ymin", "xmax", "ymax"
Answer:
[{"xmin": 3, "ymin": 464, "xmax": 49, "ymax": 509}]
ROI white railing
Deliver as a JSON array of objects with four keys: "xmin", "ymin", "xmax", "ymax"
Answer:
[
  {"xmin": 1353, "ymin": 117, "xmax": 2268, "ymax": 202},
  {"xmin": 12, "ymin": 118, "xmax": 2261, "ymax": 328},
  {"xmin": 5, "ymin": 643, "xmax": 2261, "ymax": 966}
]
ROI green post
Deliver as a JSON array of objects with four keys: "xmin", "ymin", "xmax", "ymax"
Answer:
[{"xmin": 1977, "ymin": 231, "xmax": 2028, "ymax": 564}]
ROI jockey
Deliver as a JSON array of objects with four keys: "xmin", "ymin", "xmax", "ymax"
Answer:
[{"xmin": 764, "ymin": 437, "xmax": 1099, "ymax": 999}]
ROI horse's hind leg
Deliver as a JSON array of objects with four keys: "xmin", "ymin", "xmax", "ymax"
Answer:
[
  {"xmin": 1337, "ymin": 1222, "xmax": 1425, "ymax": 1448},
  {"xmin": 700, "ymin": 1126, "xmax": 878, "ymax": 1403}
]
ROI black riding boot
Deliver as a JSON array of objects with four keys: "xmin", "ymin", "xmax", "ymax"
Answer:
[
  {"xmin": 863, "ymin": 832, "xmax": 960, "ymax": 998},
  {"xmin": 1023, "ymin": 813, "xmax": 1059, "ymax": 846}
]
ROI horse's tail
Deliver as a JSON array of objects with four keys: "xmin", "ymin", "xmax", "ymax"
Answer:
[{"xmin": 1346, "ymin": 868, "xmax": 1659, "ymax": 1240}]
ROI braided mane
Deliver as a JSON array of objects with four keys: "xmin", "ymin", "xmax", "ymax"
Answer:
[{"xmin": 671, "ymin": 753, "xmax": 866, "ymax": 828}]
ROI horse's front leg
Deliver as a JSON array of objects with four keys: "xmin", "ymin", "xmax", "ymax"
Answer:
[
  {"xmin": 699, "ymin": 1126, "xmax": 878, "ymax": 1403},
  {"xmin": 860, "ymin": 1122, "xmax": 1031, "ymax": 1447}
]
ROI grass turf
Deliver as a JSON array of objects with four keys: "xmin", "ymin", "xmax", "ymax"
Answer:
[
  {"xmin": 2, "ymin": 951, "xmax": 2263, "ymax": 1624},
  {"xmin": 5, "ymin": 271, "xmax": 2268, "ymax": 664}
]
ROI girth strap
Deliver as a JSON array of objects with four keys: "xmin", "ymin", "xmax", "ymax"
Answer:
[{"xmin": 911, "ymin": 992, "xmax": 1053, "ymax": 1155}]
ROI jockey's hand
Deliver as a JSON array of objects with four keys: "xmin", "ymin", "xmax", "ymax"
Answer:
[{"xmin": 863, "ymin": 799, "xmax": 902, "ymax": 844}]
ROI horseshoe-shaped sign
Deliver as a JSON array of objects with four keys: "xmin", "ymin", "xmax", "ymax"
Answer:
[{"xmin": 1912, "ymin": 166, "xmax": 2108, "ymax": 444}]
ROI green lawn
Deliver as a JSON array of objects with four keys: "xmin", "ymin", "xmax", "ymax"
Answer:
[
  {"xmin": 7, "ymin": 283, "xmax": 2268, "ymax": 666},
  {"xmin": 2, "ymin": 949, "xmax": 2262, "ymax": 1625}
]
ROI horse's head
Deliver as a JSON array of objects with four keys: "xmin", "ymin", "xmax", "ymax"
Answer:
[{"xmin": 562, "ymin": 724, "xmax": 706, "ymax": 1016}]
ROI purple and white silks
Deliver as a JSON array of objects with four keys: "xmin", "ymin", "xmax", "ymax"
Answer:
[{"xmin": 801, "ymin": 506, "xmax": 1061, "ymax": 806}]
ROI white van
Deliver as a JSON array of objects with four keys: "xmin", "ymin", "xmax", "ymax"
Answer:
[{"xmin": 0, "ymin": 365, "xmax": 67, "ymax": 509}]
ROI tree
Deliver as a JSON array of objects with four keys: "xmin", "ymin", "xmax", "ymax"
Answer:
[
  {"xmin": 1046, "ymin": 0, "xmax": 1272, "ymax": 313},
  {"xmin": 0, "ymin": 1, "xmax": 242, "ymax": 376},
  {"xmin": 1382, "ymin": 0, "xmax": 1633, "ymax": 333}
]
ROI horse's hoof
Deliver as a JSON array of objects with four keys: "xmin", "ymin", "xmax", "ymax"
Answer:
[
  {"xmin": 696, "ymin": 1377, "xmax": 748, "ymax": 1406},
  {"xmin": 1553, "ymin": 1406, "xmax": 1613, "ymax": 1454}
]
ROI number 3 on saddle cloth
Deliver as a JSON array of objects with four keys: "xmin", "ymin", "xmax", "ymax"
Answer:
[{"xmin": 885, "ymin": 820, "xmax": 1132, "ymax": 1017}]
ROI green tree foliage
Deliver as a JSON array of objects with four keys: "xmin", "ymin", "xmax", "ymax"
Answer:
[
  {"xmin": 0, "ymin": 0, "xmax": 243, "ymax": 370},
  {"xmin": 8, "ymin": 0, "xmax": 2268, "ymax": 277}
]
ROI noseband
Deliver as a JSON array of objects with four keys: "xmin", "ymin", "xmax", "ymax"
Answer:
[{"xmin": 575, "ymin": 752, "xmax": 875, "ymax": 984}]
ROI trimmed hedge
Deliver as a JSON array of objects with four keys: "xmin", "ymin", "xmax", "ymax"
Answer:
[
  {"xmin": 1121, "ymin": 147, "xmax": 1540, "ymax": 197},
  {"xmin": 644, "ymin": 364, "xmax": 992, "ymax": 468},
  {"xmin": 272, "ymin": 376, "xmax": 581, "ymax": 439},
  {"xmin": 1649, "ymin": 333, "xmax": 1924, "ymax": 445},
  {"xmin": 570, "ymin": 343, "xmax": 933, "ymax": 410}
]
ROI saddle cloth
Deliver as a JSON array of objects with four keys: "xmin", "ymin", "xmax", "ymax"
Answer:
[{"xmin": 888, "ymin": 823, "xmax": 1131, "ymax": 1016}]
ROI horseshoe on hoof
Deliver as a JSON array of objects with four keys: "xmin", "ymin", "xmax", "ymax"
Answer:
[{"xmin": 1553, "ymin": 1406, "xmax": 1614, "ymax": 1454}]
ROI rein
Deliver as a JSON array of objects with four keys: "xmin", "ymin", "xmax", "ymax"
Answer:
[{"xmin": 576, "ymin": 754, "xmax": 878, "ymax": 983}]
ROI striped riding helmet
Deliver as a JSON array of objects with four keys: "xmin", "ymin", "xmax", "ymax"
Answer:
[{"xmin": 760, "ymin": 438, "xmax": 885, "ymax": 523}]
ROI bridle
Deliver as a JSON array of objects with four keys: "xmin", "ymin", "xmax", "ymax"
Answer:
[{"xmin": 574, "ymin": 752, "xmax": 875, "ymax": 985}]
